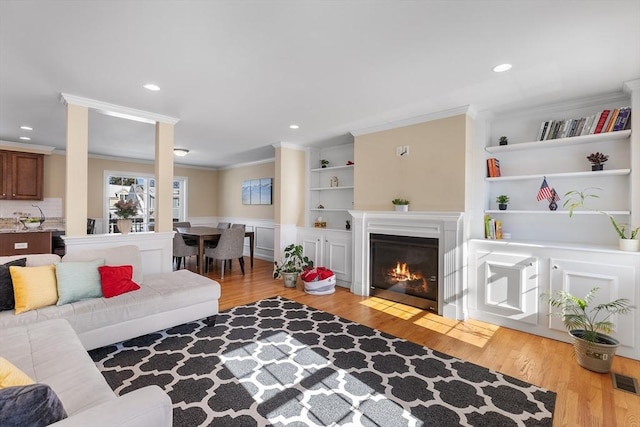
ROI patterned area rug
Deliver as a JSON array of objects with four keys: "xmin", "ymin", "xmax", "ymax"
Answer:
[{"xmin": 90, "ymin": 297, "xmax": 556, "ymax": 426}]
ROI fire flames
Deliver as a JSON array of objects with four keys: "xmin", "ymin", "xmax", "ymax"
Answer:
[{"xmin": 385, "ymin": 262, "xmax": 428, "ymax": 295}]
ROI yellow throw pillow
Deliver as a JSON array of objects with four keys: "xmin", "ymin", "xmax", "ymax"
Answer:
[
  {"xmin": 0, "ymin": 357, "xmax": 34, "ymax": 388},
  {"xmin": 10, "ymin": 265, "xmax": 58, "ymax": 314}
]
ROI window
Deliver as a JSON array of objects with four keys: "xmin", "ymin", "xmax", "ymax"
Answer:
[{"xmin": 105, "ymin": 172, "xmax": 187, "ymax": 232}]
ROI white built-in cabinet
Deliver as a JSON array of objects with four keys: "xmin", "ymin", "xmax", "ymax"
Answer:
[
  {"xmin": 468, "ymin": 80, "xmax": 640, "ymax": 361},
  {"xmin": 297, "ymin": 228, "xmax": 352, "ymax": 287},
  {"xmin": 469, "ymin": 240, "xmax": 639, "ymax": 360}
]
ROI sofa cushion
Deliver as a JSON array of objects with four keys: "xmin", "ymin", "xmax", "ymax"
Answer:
[
  {"xmin": 0, "ymin": 384, "xmax": 67, "ymax": 427},
  {"xmin": 62, "ymin": 245, "xmax": 143, "ymax": 285},
  {"xmin": 97, "ymin": 265, "xmax": 140, "ymax": 298},
  {"xmin": 0, "ymin": 258, "xmax": 26, "ymax": 311},
  {"xmin": 10, "ymin": 265, "xmax": 58, "ymax": 314},
  {"xmin": 0, "ymin": 357, "xmax": 34, "ymax": 388},
  {"xmin": 55, "ymin": 259, "xmax": 105, "ymax": 305}
]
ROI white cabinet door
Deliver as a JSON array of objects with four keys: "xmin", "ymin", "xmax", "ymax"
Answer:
[
  {"xmin": 473, "ymin": 250, "xmax": 539, "ymax": 326},
  {"xmin": 549, "ymin": 258, "xmax": 636, "ymax": 348},
  {"xmin": 297, "ymin": 228, "xmax": 352, "ymax": 285},
  {"xmin": 323, "ymin": 231, "xmax": 352, "ymax": 283}
]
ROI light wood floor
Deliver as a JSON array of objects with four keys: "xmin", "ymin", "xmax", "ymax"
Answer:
[{"xmin": 185, "ymin": 257, "xmax": 640, "ymax": 427}]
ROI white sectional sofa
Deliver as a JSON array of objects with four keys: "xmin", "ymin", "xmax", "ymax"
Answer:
[{"xmin": 0, "ymin": 244, "xmax": 222, "ymax": 426}]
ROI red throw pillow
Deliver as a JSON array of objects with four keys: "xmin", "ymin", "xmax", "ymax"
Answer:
[{"xmin": 98, "ymin": 265, "xmax": 140, "ymax": 298}]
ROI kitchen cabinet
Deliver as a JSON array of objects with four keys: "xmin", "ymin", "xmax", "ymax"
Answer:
[
  {"xmin": 298, "ymin": 228, "xmax": 352, "ymax": 286},
  {"xmin": 0, "ymin": 231, "xmax": 52, "ymax": 256},
  {"xmin": 0, "ymin": 150, "xmax": 44, "ymax": 200}
]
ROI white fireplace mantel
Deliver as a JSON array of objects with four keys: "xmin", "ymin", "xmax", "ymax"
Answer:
[{"xmin": 349, "ymin": 210, "xmax": 465, "ymax": 320}]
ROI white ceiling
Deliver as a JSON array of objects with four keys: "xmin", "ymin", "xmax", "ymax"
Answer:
[{"xmin": 1, "ymin": 1, "xmax": 639, "ymax": 168}]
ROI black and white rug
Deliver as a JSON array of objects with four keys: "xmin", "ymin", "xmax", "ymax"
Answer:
[{"xmin": 89, "ymin": 297, "xmax": 556, "ymax": 426}]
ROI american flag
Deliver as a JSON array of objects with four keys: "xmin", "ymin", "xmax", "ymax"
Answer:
[{"xmin": 537, "ymin": 177, "xmax": 555, "ymax": 201}]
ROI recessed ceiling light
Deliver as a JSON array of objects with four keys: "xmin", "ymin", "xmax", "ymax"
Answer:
[
  {"xmin": 289, "ymin": 124, "xmax": 299, "ymax": 129},
  {"xmin": 493, "ymin": 63, "xmax": 512, "ymax": 73},
  {"xmin": 19, "ymin": 136, "xmax": 31, "ymax": 141},
  {"xmin": 143, "ymin": 83, "xmax": 161, "ymax": 91},
  {"xmin": 173, "ymin": 148, "xmax": 189, "ymax": 157},
  {"xmin": 20, "ymin": 125, "xmax": 33, "ymax": 131}
]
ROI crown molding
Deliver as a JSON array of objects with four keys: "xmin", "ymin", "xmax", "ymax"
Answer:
[
  {"xmin": 350, "ymin": 105, "xmax": 474, "ymax": 137},
  {"xmin": 0, "ymin": 140, "xmax": 56, "ymax": 154},
  {"xmin": 60, "ymin": 93, "xmax": 180, "ymax": 125},
  {"xmin": 623, "ymin": 78, "xmax": 640, "ymax": 93}
]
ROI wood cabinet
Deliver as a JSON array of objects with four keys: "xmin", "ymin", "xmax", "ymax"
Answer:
[
  {"xmin": 0, "ymin": 150, "xmax": 44, "ymax": 200},
  {"xmin": 0, "ymin": 231, "xmax": 52, "ymax": 256},
  {"xmin": 298, "ymin": 228, "xmax": 352, "ymax": 286}
]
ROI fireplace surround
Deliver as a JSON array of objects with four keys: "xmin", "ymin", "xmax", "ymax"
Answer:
[{"xmin": 349, "ymin": 211, "xmax": 465, "ymax": 320}]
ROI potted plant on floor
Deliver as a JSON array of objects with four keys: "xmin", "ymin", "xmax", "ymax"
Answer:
[
  {"xmin": 564, "ymin": 188, "xmax": 639, "ymax": 251},
  {"xmin": 496, "ymin": 195, "xmax": 509, "ymax": 210},
  {"xmin": 543, "ymin": 287, "xmax": 633, "ymax": 373},
  {"xmin": 273, "ymin": 244, "xmax": 314, "ymax": 288},
  {"xmin": 392, "ymin": 198, "xmax": 410, "ymax": 212}
]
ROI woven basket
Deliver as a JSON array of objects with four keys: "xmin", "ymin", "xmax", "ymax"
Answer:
[{"xmin": 303, "ymin": 275, "xmax": 336, "ymax": 295}]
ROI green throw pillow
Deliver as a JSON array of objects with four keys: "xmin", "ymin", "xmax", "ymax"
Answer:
[{"xmin": 55, "ymin": 259, "xmax": 105, "ymax": 305}]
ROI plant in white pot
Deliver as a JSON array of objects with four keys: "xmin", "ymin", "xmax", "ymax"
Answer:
[
  {"xmin": 113, "ymin": 199, "xmax": 139, "ymax": 235},
  {"xmin": 564, "ymin": 188, "xmax": 639, "ymax": 251},
  {"xmin": 543, "ymin": 287, "xmax": 633, "ymax": 373},
  {"xmin": 392, "ymin": 198, "xmax": 410, "ymax": 212},
  {"xmin": 273, "ymin": 244, "xmax": 314, "ymax": 288}
]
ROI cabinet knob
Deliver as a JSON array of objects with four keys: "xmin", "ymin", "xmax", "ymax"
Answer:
[{"xmin": 553, "ymin": 265, "xmax": 558, "ymax": 270}]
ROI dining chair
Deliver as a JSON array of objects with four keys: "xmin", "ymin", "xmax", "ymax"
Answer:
[
  {"xmin": 216, "ymin": 222, "xmax": 231, "ymax": 229},
  {"xmin": 204, "ymin": 227, "xmax": 245, "ymax": 279},
  {"xmin": 173, "ymin": 230, "xmax": 198, "ymax": 270},
  {"xmin": 86, "ymin": 218, "xmax": 96, "ymax": 234},
  {"xmin": 231, "ymin": 223, "xmax": 246, "ymax": 230}
]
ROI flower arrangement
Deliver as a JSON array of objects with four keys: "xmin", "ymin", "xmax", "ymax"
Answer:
[{"xmin": 113, "ymin": 199, "xmax": 138, "ymax": 219}]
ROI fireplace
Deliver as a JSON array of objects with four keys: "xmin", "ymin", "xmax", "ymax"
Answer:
[
  {"xmin": 370, "ymin": 234, "xmax": 439, "ymax": 312},
  {"xmin": 349, "ymin": 211, "xmax": 464, "ymax": 320}
]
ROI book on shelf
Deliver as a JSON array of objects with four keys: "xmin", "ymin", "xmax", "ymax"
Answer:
[
  {"xmin": 593, "ymin": 109, "xmax": 611, "ymax": 134},
  {"xmin": 614, "ymin": 107, "xmax": 631, "ymax": 131},
  {"xmin": 604, "ymin": 108, "xmax": 620, "ymax": 133},
  {"xmin": 580, "ymin": 115, "xmax": 596, "ymax": 136},
  {"xmin": 484, "ymin": 215, "xmax": 503, "ymax": 240},
  {"xmin": 486, "ymin": 158, "xmax": 501, "ymax": 177}
]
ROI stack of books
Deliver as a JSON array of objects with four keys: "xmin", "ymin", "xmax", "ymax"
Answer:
[
  {"xmin": 484, "ymin": 215, "xmax": 503, "ymax": 240},
  {"xmin": 486, "ymin": 158, "xmax": 501, "ymax": 177},
  {"xmin": 536, "ymin": 107, "xmax": 631, "ymax": 141}
]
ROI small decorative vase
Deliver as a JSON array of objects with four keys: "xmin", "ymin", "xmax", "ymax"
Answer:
[
  {"xmin": 619, "ymin": 239, "xmax": 640, "ymax": 252},
  {"xmin": 395, "ymin": 205, "xmax": 409, "ymax": 212},
  {"xmin": 282, "ymin": 272, "xmax": 298, "ymax": 288},
  {"xmin": 498, "ymin": 204, "xmax": 507, "ymax": 211},
  {"xmin": 591, "ymin": 164, "xmax": 604, "ymax": 171},
  {"xmin": 116, "ymin": 219, "xmax": 133, "ymax": 235}
]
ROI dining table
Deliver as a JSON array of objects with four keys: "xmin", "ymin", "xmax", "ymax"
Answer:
[{"xmin": 176, "ymin": 226, "xmax": 255, "ymax": 275}]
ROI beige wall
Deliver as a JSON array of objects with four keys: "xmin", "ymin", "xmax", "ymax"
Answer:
[
  {"xmin": 354, "ymin": 114, "xmax": 468, "ymax": 211},
  {"xmin": 275, "ymin": 147, "xmax": 306, "ymax": 226},
  {"xmin": 217, "ymin": 161, "xmax": 275, "ymax": 219},
  {"xmin": 44, "ymin": 153, "xmax": 218, "ymax": 218}
]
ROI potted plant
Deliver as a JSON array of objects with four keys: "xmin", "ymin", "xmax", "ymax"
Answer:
[
  {"xmin": 320, "ymin": 159, "xmax": 330, "ymax": 168},
  {"xmin": 113, "ymin": 199, "xmax": 138, "ymax": 235},
  {"xmin": 392, "ymin": 198, "xmax": 410, "ymax": 212},
  {"xmin": 496, "ymin": 195, "xmax": 509, "ymax": 210},
  {"xmin": 498, "ymin": 136, "xmax": 508, "ymax": 146},
  {"xmin": 586, "ymin": 152, "xmax": 608, "ymax": 171},
  {"xmin": 542, "ymin": 287, "xmax": 633, "ymax": 373},
  {"xmin": 273, "ymin": 244, "xmax": 314, "ymax": 288},
  {"xmin": 564, "ymin": 188, "xmax": 639, "ymax": 251}
]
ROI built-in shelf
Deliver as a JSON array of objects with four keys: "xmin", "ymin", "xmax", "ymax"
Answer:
[
  {"xmin": 310, "ymin": 186, "xmax": 354, "ymax": 191},
  {"xmin": 485, "ymin": 210, "xmax": 630, "ymax": 215},
  {"xmin": 485, "ymin": 129, "xmax": 631, "ymax": 153},
  {"xmin": 311, "ymin": 165, "xmax": 354, "ymax": 172},
  {"xmin": 486, "ymin": 169, "xmax": 631, "ymax": 182}
]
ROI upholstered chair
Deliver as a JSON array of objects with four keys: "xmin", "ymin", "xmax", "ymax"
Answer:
[
  {"xmin": 216, "ymin": 222, "xmax": 231, "ymax": 229},
  {"xmin": 204, "ymin": 227, "xmax": 245, "ymax": 279},
  {"xmin": 173, "ymin": 230, "xmax": 198, "ymax": 269}
]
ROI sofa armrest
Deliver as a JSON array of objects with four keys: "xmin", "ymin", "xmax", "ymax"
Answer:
[{"xmin": 50, "ymin": 386, "xmax": 172, "ymax": 427}]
